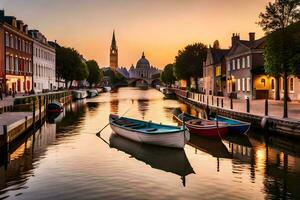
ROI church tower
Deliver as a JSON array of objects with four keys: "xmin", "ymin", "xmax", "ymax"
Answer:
[{"xmin": 110, "ymin": 30, "xmax": 118, "ymax": 71}]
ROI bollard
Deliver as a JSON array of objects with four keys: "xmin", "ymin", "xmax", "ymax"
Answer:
[
  {"xmin": 39, "ymin": 96, "xmax": 42, "ymax": 122},
  {"xmin": 207, "ymin": 95, "xmax": 209, "ymax": 105},
  {"xmin": 25, "ymin": 116, "xmax": 28, "ymax": 129},
  {"xmin": 221, "ymin": 99, "xmax": 224, "ymax": 108},
  {"xmin": 217, "ymin": 98, "xmax": 219, "ymax": 107},
  {"xmin": 246, "ymin": 98, "xmax": 250, "ymax": 113},
  {"xmin": 265, "ymin": 99, "xmax": 268, "ymax": 116},
  {"xmin": 230, "ymin": 98, "xmax": 233, "ymax": 110},
  {"xmin": 33, "ymin": 101, "xmax": 36, "ymax": 130},
  {"xmin": 212, "ymin": 96, "xmax": 214, "ymax": 106}
]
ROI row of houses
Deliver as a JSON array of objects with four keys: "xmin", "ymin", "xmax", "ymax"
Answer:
[
  {"xmin": 0, "ymin": 10, "xmax": 58, "ymax": 95},
  {"xmin": 203, "ymin": 32, "xmax": 300, "ymax": 101}
]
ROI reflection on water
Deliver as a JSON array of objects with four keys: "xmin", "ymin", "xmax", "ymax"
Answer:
[
  {"xmin": 0, "ymin": 87, "xmax": 299, "ymax": 200},
  {"xmin": 109, "ymin": 133, "xmax": 194, "ymax": 186}
]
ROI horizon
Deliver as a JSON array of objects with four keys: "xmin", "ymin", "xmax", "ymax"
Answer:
[{"xmin": 0, "ymin": 0, "xmax": 268, "ymax": 69}]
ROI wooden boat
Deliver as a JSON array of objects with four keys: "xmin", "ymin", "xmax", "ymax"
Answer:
[
  {"xmin": 109, "ymin": 134, "xmax": 194, "ymax": 186},
  {"xmin": 209, "ymin": 116, "xmax": 251, "ymax": 135},
  {"xmin": 46, "ymin": 101, "xmax": 63, "ymax": 113},
  {"xmin": 87, "ymin": 89, "xmax": 99, "ymax": 98},
  {"xmin": 72, "ymin": 90, "xmax": 88, "ymax": 99},
  {"xmin": 109, "ymin": 114, "xmax": 189, "ymax": 148},
  {"xmin": 172, "ymin": 109, "xmax": 228, "ymax": 138}
]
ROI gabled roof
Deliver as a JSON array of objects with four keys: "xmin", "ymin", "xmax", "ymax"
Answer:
[
  {"xmin": 227, "ymin": 36, "xmax": 266, "ymax": 57},
  {"xmin": 211, "ymin": 49, "xmax": 229, "ymax": 63}
]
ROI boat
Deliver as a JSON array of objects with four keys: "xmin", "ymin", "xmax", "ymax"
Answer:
[
  {"xmin": 103, "ymin": 86, "xmax": 111, "ymax": 92},
  {"xmin": 46, "ymin": 101, "xmax": 63, "ymax": 113},
  {"xmin": 109, "ymin": 134, "xmax": 194, "ymax": 186},
  {"xmin": 109, "ymin": 114, "xmax": 189, "ymax": 148},
  {"xmin": 172, "ymin": 109, "xmax": 228, "ymax": 138},
  {"xmin": 72, "ymin": 90, "xmax": 88, "ymax": 100},
  {"xmin": 209, "ymin": 116, "xmax": 251, "ymax": 135},
  {"xmin": 87, "ymin": 89, "xmax": 99, "ymax": 98}
]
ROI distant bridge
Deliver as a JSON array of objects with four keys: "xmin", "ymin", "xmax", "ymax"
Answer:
[{"xmin": 127, "ymin": 78, "xmax": 160, "ymax": 87}]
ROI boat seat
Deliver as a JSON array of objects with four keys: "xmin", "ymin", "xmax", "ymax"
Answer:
[
  {"xmin": 131, "ymin": 124, "xmax": 147, "ymax": 129},
  {"xmin": 145, "ymin": 128, "xmax": 157, "ymax": 132},
  {"xmin": 124, "ymin": 123, "xmax": 139, "ymax": 127}
]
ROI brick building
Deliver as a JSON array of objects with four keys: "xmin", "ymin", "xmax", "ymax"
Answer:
[{"xmin": 0, "ymin": 10, "xmax": 33, "ymax": 94}]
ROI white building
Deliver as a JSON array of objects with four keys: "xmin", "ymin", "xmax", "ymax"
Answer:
[
  {"xmin": 29, "ymin": 30, "xmax": 56, "ymax": 93},
  {"xmin": 129, "ymin": 52, "xmax": 160, "ymax": 79}
]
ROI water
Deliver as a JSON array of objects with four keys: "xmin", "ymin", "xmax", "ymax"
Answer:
[{"xmin": 0, "ymin": 87, "xmax": 300, "ymax": 200}]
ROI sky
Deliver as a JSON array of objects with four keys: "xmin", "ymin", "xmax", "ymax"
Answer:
[{"xmin": 0, "ymin": 0, "xmax": 269, "ymax": 69}]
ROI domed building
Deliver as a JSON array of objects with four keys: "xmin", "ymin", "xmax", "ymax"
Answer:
[{"xmin": 129, "ymin": 52, "xmax": 160, "ymax": 80}]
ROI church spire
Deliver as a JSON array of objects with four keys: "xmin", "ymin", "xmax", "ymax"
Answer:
[
  {"xmin": 142, "ymin": 51, "xmax": 145, "ymax": 58},
  {"xmin": 111, "ymin": 30, "xmax": 117, "ymax": 49}
]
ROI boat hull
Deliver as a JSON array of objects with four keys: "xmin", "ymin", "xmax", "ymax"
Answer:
[
  {"xmin": 186, "ymin": 124, "xmax": 228, "ymax": 138},
  {"xmin": 228, "ymin": 124, "xmax": 250, "ymax": 135},
  {"xmin": 110, "ymin": 123, "xmax": 188, "ymax": 148}
]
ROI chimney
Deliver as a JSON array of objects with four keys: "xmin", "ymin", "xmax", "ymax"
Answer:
[
  {"xmin": 231, "ymin": 33, "xmax": 240, "ymax": 47},
  {"xmin": 23, "ymin": 24, "xmax": 28, "ymax": 34},
  {"xmin": 249, "ymin": 32, "xmax": 255, "ymax": 42},
  {"xmin": 0, "ymin": 10, "xmax": 4, "ymax": 22},
  {"xmin": 17, "ymin": 20, "xmax": 24, "ymax": 32}
]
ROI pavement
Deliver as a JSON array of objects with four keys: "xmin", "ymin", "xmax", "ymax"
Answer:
[
  {"xmin": 189, "ymin": 94, "xmax": 300, "ymax": 121},
  {"xmin": 0, "ymin": 112, "xmax": 33, "ymax": 135}
]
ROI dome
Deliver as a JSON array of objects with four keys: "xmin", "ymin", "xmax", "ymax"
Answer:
[{"xmin": 136, "ymin": 52, "xmax": 150, "ymax": 69}]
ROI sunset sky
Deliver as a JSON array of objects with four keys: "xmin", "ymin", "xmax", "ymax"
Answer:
[{"xmin": 1, "ymin": 0, "xmax": 269, "ymax": 69}]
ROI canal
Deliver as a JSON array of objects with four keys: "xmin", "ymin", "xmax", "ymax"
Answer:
[{"xmin": 0, "ymin": 87, "xmax": 300, "ymax": 200}]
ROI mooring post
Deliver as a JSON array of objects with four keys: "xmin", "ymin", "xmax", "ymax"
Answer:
[
  {"xmin": 265, "ymin": 99, "xmax": 268, "ymax": 116},
  {"xmin": 39, "ymin": 96, "xmax": 42, "ymax": 123},
  {"xmin": 230, "ymin": 98, "xmax": 233, "ymax": 110},
  {"xmin": 25, "ymin": 116, "xmax": 28, "ymax": 129},
  {"xmin": 212, "ymin": 96, "xmax": 214, "ymax": 106},
  {"xmin": 3, "ymin": 125, "xmax": 8, "ymax": 151},
  {"xmin": 221, "ymin": 98, "xmax": 224, "ymax": 108},
  {"xmin": 33, "ymin": 100, "xmax": 36, "ymax": 130},
  {"xmin": 246, "ymin": 97, "xmax": 250, "ymax": 113},
  {"xmin": 217, "ymin": 98, "xmax": 219, "ymax": 107},
  {"xmin": 207, "ymin": 95, "xmax": 209, "ymax": 105}
]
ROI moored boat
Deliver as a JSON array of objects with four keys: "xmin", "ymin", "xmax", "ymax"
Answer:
[
  {"xmin": 72, "ymin": 90, "xmax": 88, "ymax": 100},
  {"xmin": 172, "ymin": 109, "xmax": 228, "ymax": 138},
  {"xmin": 209, "ymin": 116, "xmax": 251, "ymax": 135},
  {"xmin": 87, "ymin": 89, "xmax": 99, "ymax": 98},
  {"xmin": 109, "ymin": 114, "xmax": 189, "ymax": 148},
  {"xmin": 46, "ymin": 101, "xmax": 63, "ymax": 113}
]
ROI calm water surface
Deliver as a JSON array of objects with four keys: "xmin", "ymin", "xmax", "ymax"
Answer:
[{"xmin": 0, "ymin": 87, "xmax": 300, "ymax": 200}]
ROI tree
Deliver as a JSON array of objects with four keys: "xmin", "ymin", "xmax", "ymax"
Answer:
[
  {"xmin": 86, "ymin": 60, "xmax": 103, "ymax": 87},
  {"xmin": 174, "ymin": 43, "xmax": 207, "ymax": 90},
  {"xmin": 161, "ymin": 64, "xmax": 176, "ymax": 86},
  {"xmin": 56, "ymin": 46, "xmax": 87, "ymax": 88},
  {"xmin": 259, "ymin": 0, "xmax": 300, "ymax": 118}
]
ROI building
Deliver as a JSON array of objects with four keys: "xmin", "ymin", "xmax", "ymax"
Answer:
[
  {"xmin": 128, "ymin": 52, "xmax": 161, "ymax": 86},
  {"xmin": 226, "ymin": 33, "xmax": 267, "ymax": 99},
  {"xmin": 110, "ymin": 31, "xmax": 118, "ymax": 71},
  {"xmin": 29, "ymin": 30, "xmax": 56, "ymax": 93},
  {"xmin": 0, "ymin": 10, "xmax": 33, "ymax": 94},
  {"xmin": 203, "ymin": 46, "xmax": 229, "ymax": 96}
]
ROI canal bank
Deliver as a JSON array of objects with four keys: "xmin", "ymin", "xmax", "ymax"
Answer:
[
  {"xmin": 173, "ymin": 89, "xmax": 300, "ymax": 138},
  {"xmin": 0, "ymin": 91, "xmax": 72, "ymax": 151}
]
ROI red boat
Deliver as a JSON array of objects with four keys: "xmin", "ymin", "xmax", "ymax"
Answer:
[
  {"xmin": 172, "ymin": 109, "xmax": 228, "ymax": 138},
  {"xmin": 185, "ymin": 119, "xmax": 228, "ymax": 138}
]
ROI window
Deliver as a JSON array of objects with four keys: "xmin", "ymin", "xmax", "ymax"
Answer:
[
  {"xmin": 216, "ymin": 66, "xmax": 221, "ymax": 76},
  {"xmin": 242, "ymin": 78, "xmax": 245, "ymax": 91},
  {"xmin": 227, "ymin": 61, "xmax": 230, "ymax": 72},
  {"xmin": 261, "ymin": 78, "xmax": 266, "ymax": 87},
  {"xmin": 237, "ymin": 79, "xmax": 241, "ymax": 91},
  {"xmin": 237, "ymin": 59, "xmax": 240, "ymax": 69},
  {"xmin": 247, "ymin": 78, "xmax": 251, "ymax": 91},
  {"xmin": 271, "ymin": 79, "xmax": 275, "ymax": 90},
  {"xmin": 10, "ymin": 35, "xmax": 13, "ymax": 48},
  {"xmin": 15, "ymin": 57, "xmax": 18, "ymax": 72},
  {"xmin": 5, "ymin": 55, "xmax": 9, "ymax": 70},
  {"xmin": 232, "ymin": 60, "xmax": 235, "ymax": 70},
  {"xmin": 5, "ymin": 32, "xmax": 9, "ymax": 46},
  {"xmin": 290, "ymin": 77, "xmax": 294, "ymax": 92},
  {"xmin": 247, "ymin": 56, "xmax": 250, "ymax": 68},
  {"xmin": 242, "ymin": 57, "xmax": 246, "ymax": 68}
]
